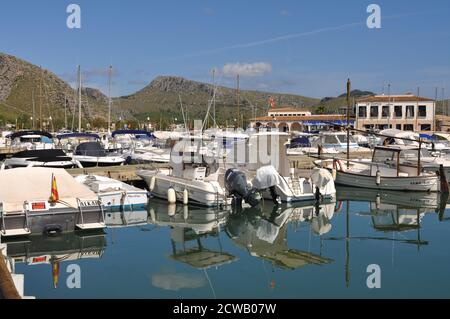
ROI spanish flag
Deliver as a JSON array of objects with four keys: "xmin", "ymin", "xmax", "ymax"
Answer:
[
  {"xmin": 49, "ymin": 173, "xmax": 59, "ymax": 203},
  {"xmin": 52, "ymin": 260, "xmax": 60, "ymax": 289}
]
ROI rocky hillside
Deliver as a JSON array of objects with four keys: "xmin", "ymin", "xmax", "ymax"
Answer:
[
  {"xmin": 0, "ymin": 52, "xmax": 108, "ymax": 129},
  {"xmin": 117, "ymin": 76, "xmax": 319, "ymax": 126}
]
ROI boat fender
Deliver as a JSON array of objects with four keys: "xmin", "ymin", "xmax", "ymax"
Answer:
[
  {"xmin": 167, "ymin": 187, "xmax": 176, "ymax": 204},
  {"xmin": 149, "ymin": 208, "xmax": 156, "ymax": 222},
  {"xmin": 183, "ymin": 189, "xmax": 189, "ymax": 205},
  {"xmin": 376, "ymin": 170, "xmax": 381, "ymax": 186},
  {"xmin": 269, "ymin": 186, "xmax": 281, "ymax": 205},
  {"xmin": 183, "ymin": 205, "xmax": 189, "ymax": 220},
  {"xmin": 167, "ymin": 203, "xmax": 176, "ymax": 216},
  {"xmin": 315, "ymin": 186, "xmax": 323, "ymax": 202},
  {"xmin": 332, "ymin": 168, "xmax": 337, "ymax": 180},
  {"xmin": 149, "ymin": 176, "xmax": 156, "ymax": 192},
  {"xmin": 376, "ymin": 194, "xmax": 381, "ymax": 208},
  {"xmin": 438, "ymin": 165, "xmax": 449, "ymax": 194},
  {"xmin": 333, "ymin": 159, "xmax": 344, "ymax": 172}
]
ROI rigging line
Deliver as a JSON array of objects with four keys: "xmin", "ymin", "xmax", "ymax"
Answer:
[{"xmin": 203, "ymin": 268, "xmax": 217, "ymax": 299}]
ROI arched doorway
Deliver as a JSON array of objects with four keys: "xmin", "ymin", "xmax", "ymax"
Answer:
[
  {"xmin": 290, "ymin": 122, "xmax": 302, "ymax": 132},
  {"xmin": 278, "ymin": 122, "xmax": 289, "ymax": 132}
]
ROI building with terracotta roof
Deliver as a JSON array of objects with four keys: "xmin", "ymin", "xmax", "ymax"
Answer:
[
  {"xmin": 356, "ymin": 94, "xmax": 435, "ymax": 132},
  {"xmin": 250, "ymin": 107, "xmax": 353, "ymax": 132}
]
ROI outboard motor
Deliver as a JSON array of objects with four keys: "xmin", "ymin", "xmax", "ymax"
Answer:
[{"xmin": 225, "ymin": 169, "xmax": 261, "ymax": 207}]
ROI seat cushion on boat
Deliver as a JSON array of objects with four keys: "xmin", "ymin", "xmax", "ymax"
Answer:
[{"xmin": 399, "ymin": 172, "xmax": 409, "ymax": 177}]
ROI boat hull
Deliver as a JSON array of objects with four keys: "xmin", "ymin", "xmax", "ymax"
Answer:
[
  {"xmin": 138, "ymin": 170, "xmax": 230, "ymax": 207},
  {"xmin": 333, "ymin": 170, "xmax": 440, "ymax": 192}
]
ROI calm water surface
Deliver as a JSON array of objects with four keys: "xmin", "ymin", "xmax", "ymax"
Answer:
[{"xmin": 6, "ymin": 186, "xmax": 450, "ymax": 299}]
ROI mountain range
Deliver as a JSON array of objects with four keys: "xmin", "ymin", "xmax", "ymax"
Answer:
[{"xmin": 0, "ymin": 52, "xmax": 370, "ymax": 130}]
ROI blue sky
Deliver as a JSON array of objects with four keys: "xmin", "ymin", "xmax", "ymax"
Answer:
[{"xmin": 1, "ymin": 0, "xmax": 450, "ymax": 99}]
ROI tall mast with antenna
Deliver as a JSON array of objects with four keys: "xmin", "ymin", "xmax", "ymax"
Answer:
[
  {"xmin": 108, "ymin": 65, "xmax": 112, "ymax": 133},
  {"xmin": 236, "ymin": 74, "xmax": 240, "ymax": 129},
  {"xmin": 78, "ymin": 65, "xmax": 82, "ymax": 132},
  {"xmin": 212, "ymin": 69, "xmax": 216, "ymax": 128},
  {"xmin": 64, "ymin": 93, "xmax": 67, "ymax": 129},
  {"xmin": 32, "ymin": 88, "xmax": 36, "ymax": 130}
]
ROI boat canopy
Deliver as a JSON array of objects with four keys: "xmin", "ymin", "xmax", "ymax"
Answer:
[
  {"xmin": 111, "ymin": 130, "xmax": 155, "ymax": 138},
  {"xmin": 289, "ymin": 136, "xmax": 311, "ymax": 148},
  {"xmin": 0, "ymin": 167, "xmax": 96, "ymax": 213},
  {"xmin": 56, "ymin": 133, "xmax": 100, "ymax": 140},
  {"xmin": 75, "ymin": 142, "xmax": 107, "ymax": 157},
  {"xmin": 7, "ymin": 130, "xmax": 53, "ymax": 139}
]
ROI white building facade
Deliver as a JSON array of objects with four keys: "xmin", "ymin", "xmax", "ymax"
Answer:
[{"xmin": 356, "ymin": 95, "xmax": 435, "ymax": 132}]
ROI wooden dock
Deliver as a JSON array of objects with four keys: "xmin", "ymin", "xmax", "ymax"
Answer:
[{"xmin": 67, "ymin": 163, "xmax": 169, "ymax": 182}]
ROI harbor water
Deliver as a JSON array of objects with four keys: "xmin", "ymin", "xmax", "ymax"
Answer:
[{"xmin": 6, "ymin": 186, "xmax": 450, "ymax": 299}]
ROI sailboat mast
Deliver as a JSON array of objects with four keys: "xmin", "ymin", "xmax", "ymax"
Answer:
[
  {"xmin": 346, "ymin": 79, "xmax": 351, "ymax": 168},
  {"xmin": 78, "ymin": 65, "xmax": 82, "ymax": 132},
  {"xmin": 64, "ymin": 93, "xmax": 67, "ymax": 129},
  {"xmin": 236, "ymin": 74, "xmax": 240, "ymax": 129},
  {"xmin": 32, "ymin": 88, "xmax": 36, "ymax": 130},
  {"xmin": 212, "ymin": 69, "xmax": 216, "ymax": 128},
  {"xmin": 108, "ymin": 65, "xmax": 112, "ymax": 133}
]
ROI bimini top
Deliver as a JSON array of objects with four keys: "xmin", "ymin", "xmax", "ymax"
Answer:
[
  {"xmin": 56, "ymin": 132, "xmax": 100, "ymax": 140},
  {"xmin": 7, "ymin": 130, "xmax": 53, "ymax": 139},
  {"xmin": 75, "ymin": 142, "xmax": 107, "ymax": 157},
  {"xmin": 111, "ymin": 130, "xmax": 155, "ymax": 138},
  {"xmin": 0, "ymin": 167, "xmax": 96, "ymax": 213},
  {"xmin": 289, "ymin": 136, "xmax": 312, "ymax": 148}
]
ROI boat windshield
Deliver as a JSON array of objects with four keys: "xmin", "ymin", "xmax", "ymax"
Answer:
[
  {"xmin": 336, "ymin": 134, "xmax": 357, "ymax": 144},
  {"xmin": 373, "ymin": 149, "xmax": 396, "ymax": 163}
]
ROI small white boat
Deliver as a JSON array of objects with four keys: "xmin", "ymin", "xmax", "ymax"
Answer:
[
  {"xmin": 2, "ymin": 149, "xmax": 78, "ymax": 169},
  {"xmin": 316, "ymin": 146, "xmax": 445, "ymax": 192},
  {"xmin": 75, "ymin": 174, "xmax": 148, "ymax": 212},
  {"xmin": 72, "ymin": 142, "xmax": 125, "ymax": 167},
  {"xmin": 137, "ymin": 137, "xmax": 231, "ymax": 207},
  {"xmin": 311, "ymin": 131, "xmax": 371, "ymax": 154}
]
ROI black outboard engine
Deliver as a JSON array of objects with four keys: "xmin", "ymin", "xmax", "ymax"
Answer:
[{"xmin": 225, "ymin": 169, "xmax": 261, "ymax": 207}]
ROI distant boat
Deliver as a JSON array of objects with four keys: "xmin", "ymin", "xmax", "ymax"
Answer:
[
  {"xmin": 75, "ymin": 174, "xmax": 148, "ymax": 212},
  {"xmin": 138, "ymin": 136, "xmax": 232, "ymax": 207},
  {"xmin": 316, "ymin": 146, "xmax": 445, "ymax": 192},
  {"xmin": 72, "ymin": 141, "xmax": 125, "ymax": 167}
]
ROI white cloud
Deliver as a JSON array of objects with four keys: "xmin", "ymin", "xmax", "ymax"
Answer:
[
  {"xmin": 222, "ymin": 62, "xmax": 272, "ymax": 78},
  {"xmin": 152, "ymin": 273, "xmax": 206, "ymax": 291}
]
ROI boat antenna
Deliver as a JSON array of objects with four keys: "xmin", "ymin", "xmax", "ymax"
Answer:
[
  {"xmin": 178, "ymin": 94, "xmax": 188, "ymax": 133},
  {"xmin": 346, "ymin": 78, "xmax": 351, "ymax": 168},
  {"xmin": 78, "ymin": 65, "xmax": 82, "ymax": 132},
  {"xmin": 108, "ymin": 65, "xmax": 112, "ymax": 134}
]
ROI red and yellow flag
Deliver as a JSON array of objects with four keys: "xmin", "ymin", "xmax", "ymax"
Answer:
[
  {"xmin": 49, "ymin": 174, "xmax": 59, "ymax": 203},
  {"xmin": 52, "ymin": 260, "xmax": 60, "ymax": 289}
]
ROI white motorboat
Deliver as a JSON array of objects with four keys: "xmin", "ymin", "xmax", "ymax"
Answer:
[
  {"xmin": 0, "ymin": 168, "xmax": 106, "ymax": 237},
  {"xmin": 6, "ymin": 130, "xmax": 55, "ymax": 150},
  {"xmin": 1, "ymin": 149, "xmax": 78, "ymax": 169},
  {"xmin": 316, "ymin": 146, "xmax": 446, "ymax": 192},
  {"xmin": 225, "ymin": 132, "xmax": 336, "ymax": 204},
  {"xmin": 137, "ymin": 137, "xmax": 232, "ymax": 207},
  {"xmin": 72, "ymin": 141, "xmax": 125, "ymax": 167},
  {"xmin": 75, "ymin": 174, "xmax": 149, "ymax": 212},
  {"xmin": 311, "ymin": 131, "xmax": 371, "ymax": 154}
]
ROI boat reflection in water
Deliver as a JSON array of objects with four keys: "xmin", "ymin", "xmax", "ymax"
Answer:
[
  {"xmin": 3, "ymin": 231, "xmax": 106, "ymax": 291},
  {"xmin": 336, "ymin": 186, "xmax": 448, "ymax": 234},
  {"xmin": 147, "ymin": 200, "xmax": 236, "ymax": 296},
  {"xmin": 104, "ymin": 210, "xmax": 148, "ymax": 228},
  {"xmin": 225, "ymin": 202, "xmax": 335, "ymax": 270}
]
